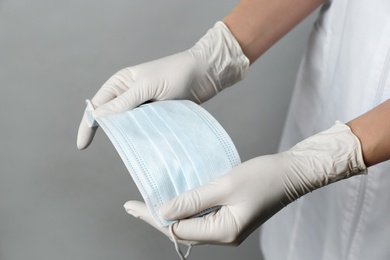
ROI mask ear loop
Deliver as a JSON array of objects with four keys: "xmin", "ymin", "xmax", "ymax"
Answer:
[
  {"xmin": 169, "ymin": 223, "xmax": 193, "ymax": 260},
  {"xmin": 85, "ymin": 99, "xmax": 99, "ymax": 128}
]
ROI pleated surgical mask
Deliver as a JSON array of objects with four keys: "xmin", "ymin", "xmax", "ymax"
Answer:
[{"xmin": 85, "ymin": 99, "xmax": 240, "ymax": 227}]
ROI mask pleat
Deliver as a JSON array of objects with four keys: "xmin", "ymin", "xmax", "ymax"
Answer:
[{"xmin": 98, "ymin": 114, "xmax": 164, "ymax": 219}]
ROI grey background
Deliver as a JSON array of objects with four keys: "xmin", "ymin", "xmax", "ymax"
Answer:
[{"xmin": 0, "ymin": 1, "xmax": 318, "ymax": 259}]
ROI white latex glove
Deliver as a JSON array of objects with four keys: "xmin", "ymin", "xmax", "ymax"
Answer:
[
  {"xmin": 77, "ymin": 21, "xmax": 249, "ymax": 150},
  {"xmin": 124, "ymin": 121, "xmax": 367, "ymax": 246}
]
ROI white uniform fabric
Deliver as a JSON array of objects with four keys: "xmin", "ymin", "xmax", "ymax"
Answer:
[{"xmin": 261, "ymin": 1, "xmax": 390, "ymax": 259}]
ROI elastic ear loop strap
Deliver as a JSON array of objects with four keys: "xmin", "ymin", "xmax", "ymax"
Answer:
[{"xmin": 169, "ymin": 223, "xmax": 193, "ymax": 260}]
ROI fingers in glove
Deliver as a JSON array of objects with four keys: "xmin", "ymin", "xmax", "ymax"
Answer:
[
  {"xmin": 91, "ymin": 68, "xmax": 135, "ymax": 108},
  {"xmin": 159, "ymin": 177, "xmax": 230, "ymax": 220},
  {"xmin": 76, "ymin": 112, "xmax": 98, "ymax": 150},
  {"xmin": 124, "ymin": 201, "xmax": 162, "ymax": 228},
  {"xmin": 93, "ymin": 82, "xmax": 155, "ymax": 117},
  {"xmin": 171, "ymin": 206, "xmax": 243, "ymax": 246},
  {"xmin": 76, "ymin": 68, "xmax": 134, "ymax": 149},
  {"xmin": 124, "ymin": 201, "xmax": 196, "ymax": 246}
]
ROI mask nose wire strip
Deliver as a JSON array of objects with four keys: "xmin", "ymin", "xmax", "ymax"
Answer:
[{"xmin": 169, "ymin": 223, "xmax": 193, "ymax": 260}]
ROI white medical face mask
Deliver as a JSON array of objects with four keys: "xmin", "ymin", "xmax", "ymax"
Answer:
[
  {"xmin": 85, "ymin": 99, "xmax": 240, "ymax": 258},
  {"xmin": 86, "ymin": 99, "xmax": 240, "ymax": 226}
]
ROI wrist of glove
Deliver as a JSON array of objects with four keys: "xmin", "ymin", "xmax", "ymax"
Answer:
[
  {"xmin": 77, "ymin": 22, "xmax": 249, "ymax": 150},
  {"xmin": 187, "ymin": 21, "xmax": 249, "ymax": 102},
  {"xmin": 124, "ymin": 121, "xmax": 367, "ymax": 246},
  {"xmin": 279, "ymin": 121, "xmax": 367, "ymax": 205}
]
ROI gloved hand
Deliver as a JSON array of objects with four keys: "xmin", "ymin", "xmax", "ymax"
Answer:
[
  {"xmin": 77, "ymin": 21, "xmax": 249, "ymax": 150},
  {"xmin": 124, "ymin": 121, "xmax": 367, "ymax": 246}
]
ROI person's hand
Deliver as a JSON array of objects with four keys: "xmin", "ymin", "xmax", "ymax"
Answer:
[
  {"xmin": 124, "ymin": 122, "xmax": 367, "ymax": 246},
  {"xmin": 77, "ymin": 22, "xmax": 249, "ymax": 150}
]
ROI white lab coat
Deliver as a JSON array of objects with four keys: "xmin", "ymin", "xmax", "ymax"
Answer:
[{"xmin": 261, "ymin": 1, "xmax": 390, "ymax": 259}]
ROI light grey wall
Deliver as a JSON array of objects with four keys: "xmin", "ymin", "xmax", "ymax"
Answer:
[{"xmin": 0, "ymin": 1, "xmax": 318, "ymax": 259}]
